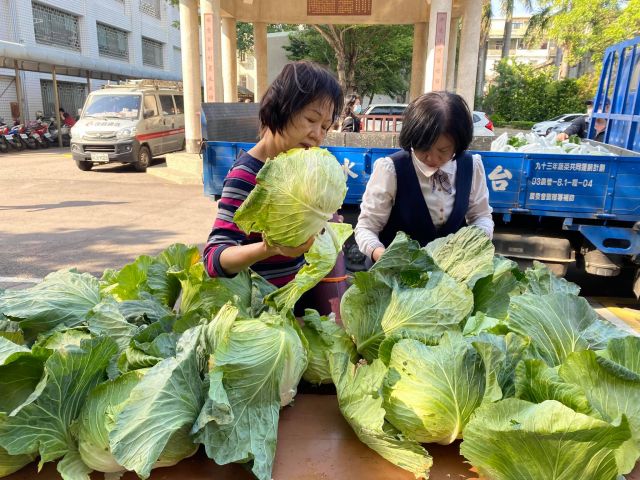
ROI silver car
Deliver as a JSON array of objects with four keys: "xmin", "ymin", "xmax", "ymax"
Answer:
[
  {"xmin": 532, "ymin": 113, "xmax": 584, "ymax": 136},
  {"xmin": 70, "ymin": 80, "xmax": 185, "ymax": 172}
]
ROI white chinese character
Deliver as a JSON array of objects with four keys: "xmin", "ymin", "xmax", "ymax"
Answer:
[
  {"xmin": 599, "ymin": 164, "xmax": 606, "ymax": 172},
  {"xmin": 488, "ymin": 165, "xmax": 513, "ymax": 191},
  {"xmin": 564, "ymin": 194, "xmax": 570, "ymax": 201},
  {"xmin": 541, "ymin": 193, "xmax": 547, "ymax": 200},
  {"xmin": 529, "ymin": 193, "xmax": 535, "ymax": 200},
  {"xmin": 572, "ymin": 179, "xmax": 578, "ymax": 187},
  {"xmin": 569, "ymin": 194, "xmax": 575, "ymax": 201},
  {"xmin": 552, "ymin": 163, "xmax": 558, "ymax": 170},
  {"xmin": 535, "ymin": 193, "xmax": 541, "ymax": 200},
  {"xmin": 587, "ymin": 164, "xmax": 594, "ymax": 172}
]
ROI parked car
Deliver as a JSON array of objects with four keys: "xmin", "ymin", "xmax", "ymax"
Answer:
[
  {"xmin": 472, "ymin": 111, "xmax": 494, "ymax": 137},
  {"xmin": 359, "ymin": 104, "xmax": 407, "ymax": 132},
  {"xmin": 70, "ymin": 79, "xmax": 185, "ymax": 172},
  {"xmin": 531, "ymin": 113, "xmax": 585, "ymax": 136},
  {"xmin": 360, "ymin": 104, "xmax": 494, "ymax": 136}
]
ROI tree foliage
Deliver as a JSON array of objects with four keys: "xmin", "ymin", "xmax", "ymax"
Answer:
[
  {"xmin": 483, "ymin": 59, "xmax": 586, "ymax": 122},
  {"xmin": 285, "ymin": 24, "xmax": 413, "ymax": 99}
]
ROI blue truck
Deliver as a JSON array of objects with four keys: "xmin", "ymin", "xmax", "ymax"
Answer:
[{"xmin": 201, "ymin": 36, "xmax": 640, "ymax": 296}]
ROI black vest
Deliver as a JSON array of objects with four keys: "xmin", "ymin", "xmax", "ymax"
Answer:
[{"xmin": 378, "ymin": 149, "xmax": 473, "ymax": 247}]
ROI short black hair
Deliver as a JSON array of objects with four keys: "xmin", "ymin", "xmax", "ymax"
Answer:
[
  {"xmin": 259, "ymin": 61, "xmax": 344, "ymax": 135},
  {"xmin": 399, "ymin": 91, "xmax": 473, "ymax": 159}
]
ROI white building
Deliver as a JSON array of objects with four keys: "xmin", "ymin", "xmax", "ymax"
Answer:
[
  {"xmin": 485, "ymin": 16, "xmax": 558, "ymax": 81},
  {"xmin": 0, "ymin": 0, "xmax": 182, "ymax": 123}
]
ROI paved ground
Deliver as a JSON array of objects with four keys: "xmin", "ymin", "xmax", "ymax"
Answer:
[{"xmin": 0, "ymin": 147, "xmax": 216, "ymax": 283}]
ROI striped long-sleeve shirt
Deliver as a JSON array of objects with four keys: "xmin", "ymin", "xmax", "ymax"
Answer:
[{"xmin": 203, "ymin": 151, "xmax": 305, "ymax": 287}]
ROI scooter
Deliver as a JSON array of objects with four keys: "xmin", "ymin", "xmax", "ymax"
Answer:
[
  {"xmin": 26, "ymin": 120, "xmax": 48, "ymax": 149},
  {"xmin": 11, "ymin": 123, "xmax": 38, "ymax": 149},
  {"xmin": 3, "ymin": 123, "xmax": 25, "ymax": 150},
  {"xmin": 48, "ymin": 120, "xmax": 71, "ymax": 147},
  {"xmin": 34, "ymin": 115, "xmax": 56, "ymax": 146},
  {"xmin": 0, "ymin": 119, "xmax": 11, "ymax": 153}
]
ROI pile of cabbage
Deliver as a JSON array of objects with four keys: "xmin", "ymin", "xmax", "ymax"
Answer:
[
  {"xmin": 0, "ymin": 147, "xmax": 351, "ymax": 480},
  {"xmin": 306, "ymin": 227, "xmax": 639, "ymax": 480},
  {"xmin": 491, "ymin": 131, "xmax": 614, "ymax": 155}
]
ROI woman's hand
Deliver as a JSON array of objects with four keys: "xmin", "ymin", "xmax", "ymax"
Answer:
[
  {"xmin": 265, "ymin": 236, "xmax": 315, "ymax": 258},
  {"xmin": 372, "ymin": 246, "xmax": 386, "ymax": 262}
]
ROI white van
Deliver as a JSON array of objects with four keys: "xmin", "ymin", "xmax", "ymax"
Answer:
[{"xmin": 70, "ymin": 79, "xmax": 185, "ymax": 172}]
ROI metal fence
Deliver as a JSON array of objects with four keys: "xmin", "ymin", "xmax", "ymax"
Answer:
[
  {"xmin": 142, "ymin": 37, "xmax": 164, "ymax": 68},
  {"xmin": 97, "ymin": 22, "xmax": 129, "ymax": 60},
  {"xmin": 40, "ymin": 80, "xmax": 87, "ymax": 118},
  {"xmin": 32, "ymin": 2, "xmax": 81, "ymax": 51},
  {"xmin": 140, "ymin": 0, "xmax": 161, "ymax": 19}
]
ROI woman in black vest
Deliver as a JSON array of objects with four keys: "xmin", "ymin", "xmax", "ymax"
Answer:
[{"xmin": 354, "ymin": 91, "xmax": 494, "ymax": 262}]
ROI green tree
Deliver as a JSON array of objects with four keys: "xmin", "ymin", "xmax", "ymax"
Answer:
[
  {"xmin": 285, "ymin": 25, "xmax": 413, "ymax": 99},
  {"xmin": 524, "ymin": 0, "xmax": 626, "ymax": 79},
  {"xmin": 484, "ymin": 59, "xmax": 585, "ymax": 122},
  {"xmin": 476, "ymin": 0, "xmax": 493, "ymax": 100}
]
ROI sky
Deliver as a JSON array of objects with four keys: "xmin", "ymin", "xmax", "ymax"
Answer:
[{"xmin": 490, "ymin": 0, "xmax": 533, "ymax": 18}]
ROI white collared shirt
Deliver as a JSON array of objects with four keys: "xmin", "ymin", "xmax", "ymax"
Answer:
[{"xmin": 354, "ymin": 152, "xmax": 494, "ymax": 259}]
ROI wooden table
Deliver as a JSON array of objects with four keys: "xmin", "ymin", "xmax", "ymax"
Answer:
[{"xmin": 6, "ymin": 394, "xmax": 640, "ymax": 479}]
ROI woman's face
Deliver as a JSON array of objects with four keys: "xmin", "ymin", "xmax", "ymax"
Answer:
[
  {"xmin": 414, "ymin": 134, "xmax": 455, "ymax": 169},
  {"xmin": 277, "ymin": 98, "xmax": 334, "ymax": 151},
  {"xmin": 353, "ymin": 98, "xmax": 362, "ymax": 114}
]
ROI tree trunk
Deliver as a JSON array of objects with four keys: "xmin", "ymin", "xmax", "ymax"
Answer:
[
  {"xmin": 476, "ymin": 40, "xmax": 487, "ymax": 99},
  {"xmin": 501, "ymin": 8, "xmax": 513, "ymax": 59}
]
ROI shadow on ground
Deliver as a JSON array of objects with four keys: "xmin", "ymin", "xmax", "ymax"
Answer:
[{"xmin": 0, "ymin": 224, "xmax": 200, "ymax": 278}]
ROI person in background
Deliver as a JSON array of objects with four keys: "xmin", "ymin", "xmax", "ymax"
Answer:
[
  {"xmin": 59, "ymin": 108, "xmax": 76, "ymax": 127},
  {"xmin": 203, "ymin": 61, "xmax": 343, "ymax": 287},
  {"xmin": 355, "ymin": 91, "xmax": 494, "ymax": 262},
  {"xmin": 557, "ymin": 100, "xmax": 594, "ymax": 141},
  {"xmin": 340, "ymin": 94, "xmax": 362, "ymax": 133}
]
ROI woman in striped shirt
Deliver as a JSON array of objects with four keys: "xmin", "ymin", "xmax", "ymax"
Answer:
[{"xmin": 203, "ymin": 61, "xmax": 344, "ymax": 287}]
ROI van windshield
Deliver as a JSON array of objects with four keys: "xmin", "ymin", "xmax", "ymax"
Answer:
[{"xmin": 83, "ymin": 94, "xmax": 141, "ymax": 119}]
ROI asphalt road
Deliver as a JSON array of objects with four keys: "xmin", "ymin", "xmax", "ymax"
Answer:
[{"xmin": 0, "ymin": 147, "xmax": 215, "ymax": 280}]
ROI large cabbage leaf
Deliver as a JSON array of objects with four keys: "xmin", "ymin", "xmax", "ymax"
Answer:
[
  {"xmin": 342, "ymin": 269, "xmax": 472, "ymax": 361},
  {"xmin": 524, "ymin": 260, "xmax": 581, "ymax": 296},
  {"xmin": 472, "ymin": 256, "xmax": 523, "ymax": 319},
  {"xmin": 461, "ymin": 398, "xmax": 631, "ymax": 480},
  {"xmin": 266, "ymin": 222, "xmax": 352, "ymax": 313},
  {"xmin": 234, "ymin": 147, "xmax": 347, "ymax": 247},
  {"xmin": 425, "ymin": 227, "xmax": 495, "ymax": 288},
  {"xmin": 382, "ymin": 332, "xmax": 486, "ymax": 444},
  {"xmin": 0, "ymin": 270, "xmax": 100, "ymax": 343},
  {"xmin": 559, "ymin": 337, "xmax": 640, "ymax": 474},
  {"xmin": 101, "ymin": 244, "xmax": 200, "ymax": 307},
  {"xmin": 194, "ymin": 312, "xmax": 307, "ymax": 480},
  {"xmin": 0, "ymin": 444, "xmax": 36, "ymax": 477},
  {"xmin": 341, "ymin": 272, "xmax": 391, "ymax": 361},
  {"xmin": 369, "ymin": 232, "xmax": 433, "ymax": 287},
  {"xmin": 0, "ymin": 336, "xmax": 117, "ymax": 474},
  {"xmin": 300, "ymin": 309, "xmax": 358, "ymax": 385},
  {"xmin": 329, "ymin": 352, "xmax": 432, "ymax": 478},
  {"xmin": 110, "ymin": 326, "xmax": 204, "ymax": 478},
  {"xmin": 507, "ymin": 293, "xmax": 627, "ymax": 366}
]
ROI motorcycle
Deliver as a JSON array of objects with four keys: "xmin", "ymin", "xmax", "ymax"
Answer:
[
  {"xmin": 0, "ymin": 120, "xmax": 11, "ymax": 153},
  {"xmin": 26, "ymin": 120, "xmax": 49, "ymax": 149},
  {"xmin": 34, "ymin": 116, "xmax": 56, "ymax": 146},
  {"xmin": 48, "ymin": 119, "xmax": 71, "ymax": 147},
  {"xmin": 10, "ymin": 123, "xmax": 38, "ymax": 150},
  {"xmin": 2, "ymin": 122, "xmax": 24, "ymax": 150}
]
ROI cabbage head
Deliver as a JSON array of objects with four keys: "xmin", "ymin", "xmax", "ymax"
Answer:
[
  {"xmin": 234, "ymin": 147, "xmax": 347, "ymax": 247},
  {"xmin": 77, "ymin": 369, "xmax": 198, "ymax": 474}
]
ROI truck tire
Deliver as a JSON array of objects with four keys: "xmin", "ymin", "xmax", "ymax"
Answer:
[
  {"xmin": 76, "ymin": 160, "xmax": 93, "ymax": 171},
  {"xmin": 134, "ymin": 145, "xmax": 151, "ymax": 172}
]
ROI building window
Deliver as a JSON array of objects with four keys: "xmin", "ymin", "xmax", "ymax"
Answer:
[
  {"xmin": 140, "ymin": 0, "xmax": 161, "ymax": 19},
  {"xmin": 97, "ymin": 23, "xmax": 128, "ymax": 60},
  {"xmin": 142, "ymin": 37, "xmax": 163, "ymax": 68},
  {"xmin": 32, "ymin": 2, "xmax": 80, "ymax": 51},
  {"xmin": 512, "ymin": 22, "xmax": 524, "ymax": 30}
]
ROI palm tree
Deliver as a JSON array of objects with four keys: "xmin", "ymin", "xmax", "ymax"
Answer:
[
  {"xmin": 500, "ymin": 0, "xmax": 534, "ymax": 58},
  {"xmin": 475, "ymin": 0, "xmax": 493, "ymax": 98}
]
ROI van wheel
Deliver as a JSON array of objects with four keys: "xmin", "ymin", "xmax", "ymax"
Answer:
[
  {"xmin": 135, "ymin": 146, "xmax": 151, "ymax": 172},
  {"xmin": 76, "ymin": 160, "xmax": 93, "ymax": 171}
]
